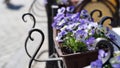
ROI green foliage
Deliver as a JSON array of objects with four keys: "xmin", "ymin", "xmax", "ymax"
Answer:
[{"xmin": 63, "ymin": 32, "xmax": 87, "ymax": 52}]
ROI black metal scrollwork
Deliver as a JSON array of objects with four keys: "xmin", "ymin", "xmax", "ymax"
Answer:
[
  {"xmin": 22, "ymin": 13, "xmax": 42, "ymax": 62},
  {"xmin": 90, "ymin": 9, "xmax": 102, "ymax": 19},
  {"xmin": 95, "ymin": 38, "xmax": 114, "ymax": 66},
  {"xmin": 99, "ymin": 16, "xmax": 113, "ymax": 25},
  {"xmin": 25, "ymin": 28, "xmax": 62, "ymax": 68},
  {"xmin": 26, "ymin": 28, "xmax": 45, "ymax": 68},
  {"xmin": 22, "ymin": 13, "xmax": 45, "ymax": 68},
  {"xmin": 22, "ymin": 13, "xmax": 36, "ymax": 28},
  {"xmin": 97, "ymin": 16, "xmax": 120, "ymax": 66},
  {"xmin": 24, "ymin": 29, "xmax": 46, "ymax": 62}
]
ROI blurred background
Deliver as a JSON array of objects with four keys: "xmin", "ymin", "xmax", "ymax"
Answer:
[
  {"xmin": 0, "ymin": 0, "xmax": 119, "ymax": 68},
  {"xmin": 0, "ymin": 0, "xmax": 48, "ymax": 68}
]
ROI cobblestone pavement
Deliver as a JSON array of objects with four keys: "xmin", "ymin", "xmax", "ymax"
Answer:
[{"xmin": 0, "ymin": 0, "xmax": 48, "ymax": 68}]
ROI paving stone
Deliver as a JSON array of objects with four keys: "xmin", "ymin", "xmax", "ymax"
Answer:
[{"xmin": 0, "ymin": 0, "xmax": 48, "ymax": 68}]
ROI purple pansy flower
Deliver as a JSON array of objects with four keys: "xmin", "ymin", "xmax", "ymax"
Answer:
[
  {"xmin": 56, "ymin": 30, "xmax": 67, "ymax": 42},
  {"xmin": 79, "ymin": 19, "xmax": 85, "ymax": 24},
  {"xmin": 52, "ymin": 14, "xmax": 65, "ymax": 29},
  {"xmin": 91, "ymin": 29, "xmax": 95, "ymax": 35},
  {"xmin": 57, "ymin": 7, "xmax": 65, "ymax": 14},
  {"xmin": 85, "ymin": 37, "xmax": 95, "ymax": 46},
  {"xmin": 66, "ymin": 23, "xmax": 79, "ymax": 31},
  {"xmin": 52, "ymin": 6, "xmax": 117, "ymax": 54},
  {"xmin": 117, "ymin": 56, "xmax": 120, "ymax": 60},
  {"xmin": 98, "ymin": 49, "xmax": 108, "ymax": 60},
  {"xmin": 80, "ymin": 9, "xmax": 91, "ymax": 19},
  {"xmin": 87, "ymin": 22, "xmax": 98, "ymax": 29},
  {"xmin": 112, "ymin": 64, "xmax": 120, "ymax": 68},
  {"xmin": 78, "ymin": 22, "xmax": 88, "ymax": 30},
  {"xmin": 80, "ymin": 9, "xmax": 88, "ymax": 15},
  {"xmin": 70, "ymin": 13, "xmax": 79, "ymax": 20},
  {"xmin": 66, "ymin": 6, "xmax": 75, "ymax": 13},
  {"xmin": 90, "ymin": 59, "xmax": 103, "ymax": 68},
  {"xmin": 75, "ymin": 30, "xmax": 87, "ymax": 38}
]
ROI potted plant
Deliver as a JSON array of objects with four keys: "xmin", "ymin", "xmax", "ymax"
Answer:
[{"xmin": 52, "ymin": 6, "xmax": 116, "ymax": 68}]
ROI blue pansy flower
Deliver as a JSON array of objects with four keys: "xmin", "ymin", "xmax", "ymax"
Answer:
[{"xmin": 90, "ymin": 59, "xmax": 103, "ymax": 68}]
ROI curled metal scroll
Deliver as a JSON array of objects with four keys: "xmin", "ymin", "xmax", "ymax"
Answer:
[
  {"xmin": 26, "ymin": 29, "xmax": 63, "ymax": 68},
  {"xmin": 90, "ymin": 9, "xmax": 102, "ymax": 19},
  {"xmin": 22, "ymin": 13, "xmax": 36, "ymax": 28},
  {"xmin": 23, "ymin": 13, "xmax": 41, "ymax": 62},
  {"xmin": 25, "ymin": 28, "xmax": 45, "ymax": 62},
  {"xmin": 99, "ymin": 16, "xmax": 113, "ymax": 25},
  {"xmin": 97, "ymin": 16, "xmax": 120, "ymax": 66},
  {"xmin": 26, "ymin": 28, "xmax": 45, "ymax": 68},
  {"xmin": 95, "ymin": 38, "xmax": 114, "ymax": 66}
]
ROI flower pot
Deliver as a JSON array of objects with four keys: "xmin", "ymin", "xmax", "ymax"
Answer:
[
  {"xmin": 53, "ymin": 29, "xmax": 98, "ymax": 68},
  {"xmin": 62, "ymin": 51, "xmax": 98, "ymax": 68},
  {"xmin": 52, "ymin": 7, "xmax": 115, "ymax": 67},
  {"xmin": 54, "ymin": 41, "xmax": 98, "ymax": 68}
]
